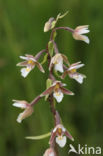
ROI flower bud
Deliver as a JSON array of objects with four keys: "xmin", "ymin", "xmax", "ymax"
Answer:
[
  {"xmin": 44, "ymin": 17, "xmax": 56, "ymax": 32},
  {"xmin": 43, "ymin": 148, "xmax": 56, "ymax": 156}
]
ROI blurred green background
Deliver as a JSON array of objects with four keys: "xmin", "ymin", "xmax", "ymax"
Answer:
[{"xmin": 0, "ymin": 0, "xmax": 103, "ymax": 155}]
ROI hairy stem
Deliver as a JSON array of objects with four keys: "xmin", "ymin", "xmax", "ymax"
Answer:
[
  {"xmin": 50, "ymin": 26, "xmax": 74, "ymax": 40},
  {"xmin": 35, "ymin": 49, "xmax": 46, "ymax": 60},
  {"xmin": 30, "ymin": 95, "xmax": 42, "ymax": 106}
]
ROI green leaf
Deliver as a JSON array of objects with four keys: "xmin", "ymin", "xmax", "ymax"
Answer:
[
  {"xmin": 41, "ymin": 53, "xmax": 48, "ymax": 65},
  {"xmin": 25, "ymin": 132, "xmax": 51, "ymax": 140},
  {"xmin": 48, "ymin": 41, "xmax": 54, "ymax": 57},
  {"xmin": 45, "ymin": 79, "xmax": 52, "ymax": 101}
]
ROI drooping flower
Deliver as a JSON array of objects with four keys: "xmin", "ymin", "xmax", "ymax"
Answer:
[
  {"xmin": 49, "ymin": 124, "xmax": 74, "ymax": 148},
  {"xmin": 41, "ymin": 81, "xmax": 74, "ymax": 103},
  {"xmin": 61, "ymin": 62, "xmax": 86, "ymax": 84},
  {"xmin": 43, "ymin": 147, "xmax": 56, "ymax": 156},
  {"xmin": 72, "ymin": 25, "xmax": 90, "ymax": 44},
  {"xmin": 49, "ymin": 53, "xmax": 70, "ymax": 73},
  {"xmin": 17, "ymin": 54, "xmax": 45, "ymax": 78},
  {"xmin": 12, "ymin": 100, "xmax": 33, "ymax": 123},
  {"xmin": 44, "ymin": 17, "xmax": 56, "ymax": 32}
]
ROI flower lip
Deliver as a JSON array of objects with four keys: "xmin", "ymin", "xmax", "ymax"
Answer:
[{"xmin": 56, "ymin": 135, "xmax": 67, "ymax": 148}]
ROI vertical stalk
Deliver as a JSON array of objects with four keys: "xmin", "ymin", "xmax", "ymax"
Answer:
[{"xmin": 46, "ymin": 41, "xmax": 59, "ymax": 155}]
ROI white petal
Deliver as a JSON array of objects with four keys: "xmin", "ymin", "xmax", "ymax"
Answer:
[
  {"xmin": 20, "ymin": 56, "xmax": 28, "ymax": 60},
  {"xmin": 81, "ymin": 35, "xmax": 90, "ymax": 44},
  {"xmin": 17, "ymin": 112, "xmax": 23, "ymax": 123},
  {"xmin": 69, "ymin": 64, "xmax": 84, "ymax": 71},
  {"xmin": 53, "ymin": 91, "xmax": 64, "ymax": 103},
  {"xmin": 78, "ymin": 28, "xmax": 90, "ymax": 34},
  {"xmin": 56, "ymin": 136, "xmax": 67, "ymax": 148},
  {"xmin": 73, "ymin": 74, "xmax": 86, "ymax": 84},
  {"xmin": 21, "ymin": 67, "xmax": 31, "ymax": 78},
  {"xmin": 13, "ymin": 103, "xmax": 26, "ymax": 109}
]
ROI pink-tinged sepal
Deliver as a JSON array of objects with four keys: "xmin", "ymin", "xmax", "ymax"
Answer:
[
  {"xmin": 35, "ymin": 61, "xmax": 45, "ymax": 73},
  {"xmin": 65, "ymin": 130, "xmax": 74, "ymax": 141},
  {"xmin": 49, "ymin": 131, "xmax": 57, "ymax": 145},
  {"xmin": 41, "ymin": 86, "xmax": 55, "ymax": 97},
  {"xmin": 17, "ymin": 61, "xmax": 28, "ymax": 67},
  {"xmin": 60, "ymin": 87, "xmax": 74, "ymax": 95}
]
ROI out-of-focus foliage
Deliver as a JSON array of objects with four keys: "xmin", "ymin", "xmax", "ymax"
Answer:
[{"xmin": 0, "ymin": 0, "xmax": 103, "ymax": 155}]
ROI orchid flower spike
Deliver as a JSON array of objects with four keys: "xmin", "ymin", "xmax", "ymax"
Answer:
[
  {"xmin": 43, "ymin": 148, "xmax": 56, "ymax": 156},
  {"xmin": 12, "ymin": 100, "xmax": 33, "ymax": 123},
  {"xmin": 17, "ymin": 54, "xmax": 45, "ymax": 78},
  {"xmin": 49, "ymin": 53, "xmax": 70, "ymax": 73},
  {"xmin": 62, "ymin": 62, "xmax": 86, "ymax": 84},
  {"xmin": 41, "ymin": 81, "xmax": 74, "ymax": 103},
  {"xmin": 49, "ymin": 124, "xmax": 74, "ymax": 148},
  {"xmin": 73, "ymin": 25, "xmax": 90, "ymax": 44}
]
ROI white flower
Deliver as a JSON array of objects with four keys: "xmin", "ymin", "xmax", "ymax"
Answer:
[
  {"xmin": 49, "ymin": 124, "xmax": 74, "ymax": 148},
  {"xmin": 12, "ymin": 100, "xmax": 33, "ymax": 123},
  {"xmin": 56, "ymin": 136, "xmax": 67, "ymax": 148},
  {"xmin": 41, "ymin": 81, "xmax": 74, "ymax": 103},
  {"xmin": 17, "ymin": 54, "xmax": 45, "ymax": 78},
  {"xmin": 49, "ymin": 54, "xmax": 69, "ymax": 73},
  {"xmin": 62, "ymin": 62, "xmax": 86, "ymax": 84},
  {"xmin": 73, "ymin": 25, "xmax": 90, "ymax": 44}
]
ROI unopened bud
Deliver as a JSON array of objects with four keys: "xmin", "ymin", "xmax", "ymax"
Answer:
[
  {"xmin": 43, "ymin": 148, "xmax": 56, "ymax": 156},
  {"xmin": 44, "ymin": 17, "xmax": 56, "ymax": 32}
]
